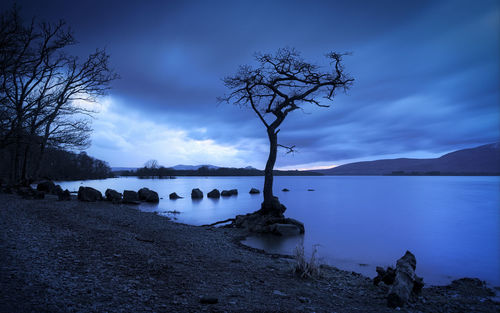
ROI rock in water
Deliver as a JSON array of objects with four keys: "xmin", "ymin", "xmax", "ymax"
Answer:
[
  {"xmin": 169, "ymin": 192, "xmax": 182, "ymax": 199},
  {"xmin": 105, "ymin": 189, "xmax": 122, "ymax": 202},
  {"xmin": 249, "ymin": 188, "xmax": 260, "ymax": 194},
  {"xmin": 123, "ymin": 190, "xmax": 139, "ymax": 204},
  {"xmin": 78, "ymin": 187, "xmax": 102, "ymax": 202},
  {"xmin": 138, "ymin": 187, "xmax": 159, "ymax": 202},
  {"xmin": 191, "ymin": 188, "xmax": 203, "ymax": 199},
  {"xmin": 207, "ymin": 189, "xmax": 220, "ymax": 198},
  {"xmin": 387, "ymin": 251, "xmax": 424, "ymax": 308},
  {"xmin": 282, "ymin": 188, "xmax": 289, "ymax": 192},
  {"xmin": 221, "ymin": 189, "xmax": 238, "ymax": 197},
  {"xmin": 232, "ymin": 213, "xmax": 305, "ymax": 235}
]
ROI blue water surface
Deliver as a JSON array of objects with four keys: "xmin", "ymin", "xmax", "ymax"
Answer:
[{"xmin": 57, "ymin": 176, "xmax": 500, "ymax": 286}]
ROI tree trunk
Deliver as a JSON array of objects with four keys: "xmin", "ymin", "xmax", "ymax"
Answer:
[
  {"xmin": 260, "ymin": 127, "xmax": 283, "ymax": 216},
  {"xmin": 20, "ymin": 144, "xmax": 30, "ymax": 185}
]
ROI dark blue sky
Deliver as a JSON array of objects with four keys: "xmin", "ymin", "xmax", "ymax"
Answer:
[{"xmin": 5, "ymin": 0, "xmax": 499, "ymax": 169}]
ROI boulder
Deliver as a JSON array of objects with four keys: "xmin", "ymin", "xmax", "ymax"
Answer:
[
  {"xmin": 374, "ymin": 266, "xmax": 396, "ymax": 286},
  {"xmin": 232, "ymin": 211, "xmax": 305, "ymax": 235},
  {"xmin": 386, "ymin": 251, "xmax": 424, "ymax": 308},
  {"xmin": 138, "ymin": 187, "xmax": 159, "ymax": 203},
  {"xmin": 268, "ymin": 223, "xmax": 302, "ymax": 236},
  {"xmin": 77, "ymin": 186, "xmax": 102, "ymax": 202},
  {"xmin": 53, "ymin": 184, "xmax": 63, "ymax": 196},
  {"xmin": 207, "ymin": 189, "xmax": 220, "ymax": 198},
  {"xmin": 33, "ymin": 190, "xmax": 45, "ymax": 199},
  {"xmin": 169, "ymin": 192, "xmax": 182, "ymax": 200},
  {"xmin": 37, "ymin": 181, "xmax": 55, "ymax": 193},
  {"xmin": 58, "ymin": 189, "xmax": 71, "ymax": 201},
  {"xmin": 123, "ymin": 190, "xmax": 139, "ymax": 204},
  {"xmin": 282, "ymin": 188, "xmax": 290, "ymax": 192},
  {"xmin": 191, "ymin": 188, "xmax": 203, "ymax": 199},
  {"xmin": 221, "ymin": 189, "xmax": 238, "ymax": 197},
  {"xmin": 105, "ymin": 189, "xmax": 122, "ymax": 202},
  {"xmin": 249, "ymin": 188, "xmax": 260, "ymax": 194}
]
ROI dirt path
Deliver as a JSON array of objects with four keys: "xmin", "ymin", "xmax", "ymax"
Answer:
[{"xmin": 0, "ymin": 193, "xmax": 497, "ymax": 312}]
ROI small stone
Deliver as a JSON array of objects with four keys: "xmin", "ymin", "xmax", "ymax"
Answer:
[
  {"xmin": 199, "ymin": 296, "xmax": 218, "ymax": 304},
  {"xmin": 273, "ymin": 290, "xmax": 287, "ymax": 297}
]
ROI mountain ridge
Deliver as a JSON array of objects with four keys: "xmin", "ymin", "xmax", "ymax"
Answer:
[{"xmin": 315, "ymin": 143, "xmax": 500, "ymax": 175}]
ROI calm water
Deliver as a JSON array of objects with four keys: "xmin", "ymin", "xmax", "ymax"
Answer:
[{"xmin": 57, "ymin": 176, "xmax": 500, "ymax": 286}]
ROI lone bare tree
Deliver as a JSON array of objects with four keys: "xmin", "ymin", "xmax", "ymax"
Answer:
[{"xmin": 221, "ymin": 48, "xmax": 353, "ymax": 216}]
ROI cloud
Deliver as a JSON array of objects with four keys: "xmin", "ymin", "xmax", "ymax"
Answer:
[
  {"xmin": 7, "ymin": 0, "xmax": 498, "ymax": 169},
  {"xmin": 86, "ymin": 97, "xmax": 267, "ymax": 167}
]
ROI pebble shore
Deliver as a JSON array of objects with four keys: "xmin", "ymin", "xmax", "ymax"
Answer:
[{"xmin": 0, "ymin": 193, "xmax": 498, "ymax": 312}]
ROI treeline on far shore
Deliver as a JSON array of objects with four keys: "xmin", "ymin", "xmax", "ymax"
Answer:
[
  {"xmin": 0, "ymin": 146, "xmax": 113, "ymax": 183},
  {"xmin": 117, "ymin": 165, "xmax": 323, "ymax": 178}
]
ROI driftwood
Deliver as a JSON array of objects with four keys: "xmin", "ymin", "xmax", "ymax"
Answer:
[{"xmin": 201, "ymin": 218, "xmax": 235, "ymax": 227}]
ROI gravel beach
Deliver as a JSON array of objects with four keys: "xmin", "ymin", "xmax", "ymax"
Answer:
[{"xmin": 0, "ymin": 193, "xmax": 498, "ymax": 312}]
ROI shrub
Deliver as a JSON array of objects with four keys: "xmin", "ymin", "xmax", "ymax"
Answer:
[{"xmin": 293, "ymin": 240, "xmax": 321, "ymax": 278}]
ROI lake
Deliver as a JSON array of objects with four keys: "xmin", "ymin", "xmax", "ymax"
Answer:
[{"xmin": 57, "ymin": 176, "xmax": 500, "ymax": 286}]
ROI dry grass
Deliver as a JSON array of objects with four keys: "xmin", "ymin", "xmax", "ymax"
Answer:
[{"xmin": 293, "ymin": 240, "xmax": 321, "ymax": 278}]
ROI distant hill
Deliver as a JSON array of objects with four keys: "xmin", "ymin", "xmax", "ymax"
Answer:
[
  {"xmin": 316, "ymin": 143, "xmax": 500, "ymax": 176},
  {"xmin": 171, "ymin": 164, "xmax": 220, "ymax": 170},
  {"xmin": 111, "ymin": 167, "xmax": 138, "ymax": 172}
]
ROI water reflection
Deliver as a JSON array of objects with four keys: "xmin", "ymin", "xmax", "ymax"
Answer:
[{"xmin": 242, "ymin": 234, "xmax": 303, "ymax": 255}]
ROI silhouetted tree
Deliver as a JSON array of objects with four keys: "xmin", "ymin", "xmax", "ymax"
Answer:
[
  {"xmin": 221, "ymin": 48, "xmax": 353, "ymax": 215},
  {"xmin": 0, "ymin": 6, "xmax": 117, "ymax": 184}
]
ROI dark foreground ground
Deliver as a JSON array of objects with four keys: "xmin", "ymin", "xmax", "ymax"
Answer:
[{"xmin": 0, "ymin": 193, "xmax": 498, "ymax": 312}]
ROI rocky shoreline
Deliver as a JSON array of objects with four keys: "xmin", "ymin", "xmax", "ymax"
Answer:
[{"xmin": 0, "ymin": 193, "xmax": 498, "ymax": 312}]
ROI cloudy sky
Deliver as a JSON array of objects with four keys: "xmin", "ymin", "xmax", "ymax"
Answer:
[{"xmin": 6, "ymin": 0, "xmax": 499, "ymax": 169}]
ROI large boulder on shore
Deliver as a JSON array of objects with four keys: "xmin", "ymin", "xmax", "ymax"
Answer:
[
  {"xmin": 221, "ymin": 189, "xmax": 238, "ymax": 197},
  {"xmin": 37, "ymin": 181, "xmax": 56, "ymax": 193},
  {"xmin": 387, "ymin": 251, "xmax": 424, "ymax": 308},
  {"xmin": 169, "ymin": 192, "xmax": 182, "ymax": 199},
  {"xmin": 191, "ymin": 188, "xmax": 203, "ymax": 199},
  {"xmin": 138, "ymin": 187, "xmax": 159, "ymax": 203},
  {"xmin": 375, "ymin": 251, "xmax": 424, "ymax": 308},
  {"xmin": 207, "ymin": 189, "xmax": 220, "ymax": 198},
  {"xmin": 123, "ymin": 190, "xmax": 139, "ymax": 204},
  {"xmin": 58, "ymin": 189, "xmax": 71, "ymax": 201},
  {"xmin": 249, "ymin": 188, "xmax": 260, "ymax": 194},
  {"xmin": 105, "ymin": 189, "xmax": 122, "ymax": 202},
  {"xmin": 78, "ymin": 186, "xmax": 102, "ymax": 202}
]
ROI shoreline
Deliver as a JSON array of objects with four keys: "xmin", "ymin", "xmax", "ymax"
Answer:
[{"xmin": 0, "ymin": 193, "xmax": 498, "ymax": 312}]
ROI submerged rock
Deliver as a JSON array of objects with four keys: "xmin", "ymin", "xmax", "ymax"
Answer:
[
  {"xmin": 138, "ymin": 187, "xmax": 159, "ymax": 203},
  {"xmin": 169, "ymin": 192, "xmax": 182, "ymax": 200},
  {"xmin": 249, "ymin": 188, "xmax": 260, "ymax": 194},
  {"xmin": 207, "ymin": 189, "xmax": 220, "ymax": 198},
  {"xmin": 191, "ymin": 188, "xmax": 203, "ymax": 199},
  {"xmin": 78, "ymin": 186, "xmax": 102, "ymax": 202},
  {"xmin": 282, "ymin": 188, "xmax": 289, "ymax": 192}
]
